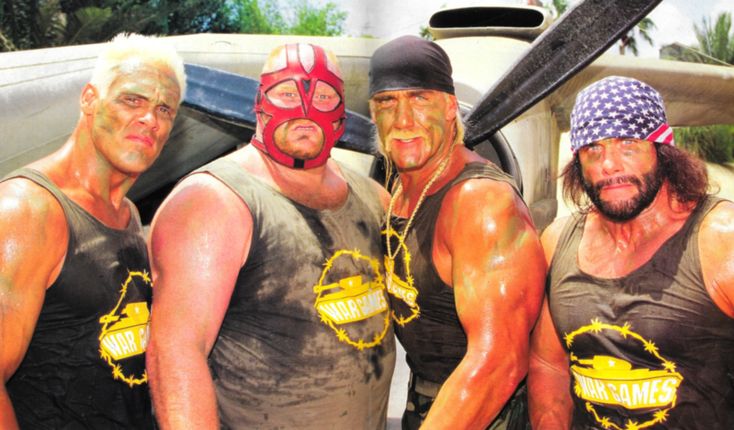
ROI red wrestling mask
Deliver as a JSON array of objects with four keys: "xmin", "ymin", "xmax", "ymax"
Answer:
[{"xmin": 252, "ymin": 44, "xmax": 346, "ymax": 169}]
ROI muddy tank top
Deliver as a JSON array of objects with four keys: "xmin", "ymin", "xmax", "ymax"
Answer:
[
  {"xmin": 198, "ymin": 157, "xmax": 396, "ymax": 429},
  {"xmin": 548, "ymin": 196, "xmax": 734, "ymax": 429},
  {"xmin": 4, "ymin": 168, "xmax": 153, "ymax": 429}
]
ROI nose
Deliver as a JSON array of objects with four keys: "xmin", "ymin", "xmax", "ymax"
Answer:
[
  {"xmin": 394, "ymin": 97, "xmax": 414, "ymax": 129},
  {"xmin": 138, "ymin": 108, "xmax": 160, "ymax": 131},
  {"xmin": 601, "ymin": 145, "xmax": 623, "ymax": 174}
]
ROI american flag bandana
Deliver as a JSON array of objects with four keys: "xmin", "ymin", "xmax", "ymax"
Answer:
[{"xmin": 570, "ymin": 76, "xmax": 674, "ymax": 152}]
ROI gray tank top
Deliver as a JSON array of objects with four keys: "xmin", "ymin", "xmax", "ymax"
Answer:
[
  {"xmin": 198, "ymin": 157, "xmax": 396, "ymax": 429},
  {"xmin": 4, "ymin": 168, "xmax": 153, "ymax": 429},
  {"xmin": 548, "ymin": 196, "xmax": 734, "ymax": 430}
]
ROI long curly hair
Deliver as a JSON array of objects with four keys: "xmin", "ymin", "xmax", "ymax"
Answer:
[{"xmin": 561, "ymin": 143, "xmax": 709, "ymax": 213}]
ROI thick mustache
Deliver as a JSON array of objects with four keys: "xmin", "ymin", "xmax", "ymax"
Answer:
[{"xmin": 594, "ymin": 175, "xmax": 641, "ymax": 193}]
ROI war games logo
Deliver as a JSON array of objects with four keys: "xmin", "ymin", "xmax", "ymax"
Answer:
[
  {"xmin": 98, "ymin": 270, "xmax": 152, "ymax": 387},
  {"xmin": 565, "ymin": 318, "xmax": 684, "ymax": 430},
  {"xmin": 313, "ymin": 249, "xmax": 390, "ymax": 350}
]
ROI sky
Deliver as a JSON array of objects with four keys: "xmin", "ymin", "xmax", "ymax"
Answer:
[{"xmin": 332, "ymin": 0, "xmax": 734, "ymax": 59}]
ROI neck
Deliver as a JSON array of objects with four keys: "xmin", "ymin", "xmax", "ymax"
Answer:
[
  {"xmin": 395, "ymin": 143, "xmax": 462, "ymax": 214},
  {"xmin": 259, "ymin": 148, "xmax": 330, "ymax": 189},
  {"xmin": 594, "ymin": 182, "xmax": 692, "ymax": 249},
  {"xmin": 54, "ymin": 122, "xmax": 137, "ymax": 210}
]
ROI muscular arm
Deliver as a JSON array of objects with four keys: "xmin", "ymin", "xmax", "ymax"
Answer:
[
  {"xmin": 528, "ymin": 217, "xmax": 573, "ymax": 429},
  {"xmin": 0, "ymin": 180, "xmax": 67, "ymax": 429},
  {"xmin": 699, "ymin": 200, "xmax": 734, "ymax": 318},
  {"xmin": 422, "ymin": 180, "xmax": 546, "ymax": 429},
  {"xmin": 147, "ymin": 174, "xmax": 252, "ymax": 429}
]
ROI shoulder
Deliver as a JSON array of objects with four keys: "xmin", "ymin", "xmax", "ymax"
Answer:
[
  {"xmin": 150, "ymin": 172, "xmax": 253, "ymax": 267},
  {"xmin": 335, "ymin": 161, "xmax": 390, "ymax": 209},
  {"xmin": 437, "ymin": 176, "xmax": 536, "ymax": 251},
  {"xmin": 0, "ymin": 177, "xmax": 67, "ymax": 232},
  {"xmin": 0, "ymin": 177, "xmax": 68, "ymax": 281},
  {"xmin": 444, "ymin": 175, "xmax": 528, "ymax": 223},
  {"xmin": 698, "ymin": 199, "xmax": 734, "ymax": 256},
  {"xmin": 698, "ymin": 199, "xmax": 734, "ymax": 317},
  {"xmin": 154, "ymin": 173, "xmax": 250, "ymax": 225},
  {"xmin": 541, "ymin": 216, "xmax": 572, "ymax": 263}
]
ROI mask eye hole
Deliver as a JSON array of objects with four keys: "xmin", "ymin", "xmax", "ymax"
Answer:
[
  {"xmin": 312, "ymin": 81, "xmax": 340, "ymax": 112},
  {"xmin": 266, "ymin": 80, "xmax": 301, "ymax": 109}
]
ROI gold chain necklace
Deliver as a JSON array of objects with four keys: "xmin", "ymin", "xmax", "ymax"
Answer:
[{"xmin": 385, "ymin": 148, "xmax": 454, "ymax": 262}]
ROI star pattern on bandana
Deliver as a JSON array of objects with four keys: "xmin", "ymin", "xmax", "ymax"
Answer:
[{"xmin": 570, "ymin": 76, "xmax": 674, "ymax": 152}]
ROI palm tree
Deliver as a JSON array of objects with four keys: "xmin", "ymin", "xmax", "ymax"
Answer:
[
  {"xmin": 694, "ymin": 12, "xmax": 734, "ymax": 65},
  {"xmin": 540, "ymin": 0, "xmax": 655, "ymax": 56},
  {"xmin": 674, "ymin": 12, "xmax": 734, "ymax": 163},
  {"xmin": 619, "ymin": 17, "xmax": 655, "ymax": 56}
]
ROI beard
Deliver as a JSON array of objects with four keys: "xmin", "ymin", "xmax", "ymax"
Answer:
[{"xmin": 583, "ymin": 165, "xmax": 665, "ymax": 222}]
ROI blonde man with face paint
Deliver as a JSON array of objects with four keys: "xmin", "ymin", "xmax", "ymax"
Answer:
[
  {"xmin": 147, "ymin": 43, "xmax": 395, "ymax": 429},
  {"xmin": 528, "ymin": 76, "xmax": 734, "ymax": 429},
  {"xmin": 0, "ymin": 33, "xmax": 184, "ymax": 429},
  {"xmin": 369, "ymin": 35, "xmax": 546, "ymax": 430}
]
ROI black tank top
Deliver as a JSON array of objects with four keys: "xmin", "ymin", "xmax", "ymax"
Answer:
[
  {"xmin": 385, "ymin": 162, "xmax": 520, "ymax": 384},
  {"xmin": 198, "ymin": 158, "xmax": 396, "ymax": 429},
  {"xmin": 4, "ymin": 168, "xmax": 153, "ymax": 429},
  {"xmin": 548, "ymin": 196, "xmax": 734, "ymax": 430}
]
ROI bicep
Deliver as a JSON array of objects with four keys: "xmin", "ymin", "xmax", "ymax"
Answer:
[
  {"xmin": 530, "ymin": 298, "xmax": 568, "ymax": 370},
  {"xmin": 148, "ymin": 176, "xmax": 252, "ymax": 354},
  {"xmin": 447, "ymin": 186, "xmax": 546, "ymax": 350}
]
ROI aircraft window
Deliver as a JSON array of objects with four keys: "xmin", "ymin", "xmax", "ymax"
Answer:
[
  {"xmin": 312, "ymin": 81, "xmax": 341, "ymax": 112},
  {"xmin": 266, "ymin": 80, "xmax": 301, "ymax": 109}
]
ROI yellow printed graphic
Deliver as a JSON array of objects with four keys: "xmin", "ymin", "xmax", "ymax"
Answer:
[
  {"xmin": 316, "ymin": 275, "xmax": 388, "ymax": 324},
  {"xmin": 98, "ymin": 270, "xmax": 152, "ymax": 387},
  {"xmin": 382, "ymin": 227, "xmax": 420, "ymax": 326},
  {"xmin": 313, "ymin": 249, "xmax": 390, "ymax": 350},
  {"xmin": 571, "ymin": 356, "xmax": 683, "ymax": 410},
  {"xmin": 565, "ymin": 319, "xmax": 684, "ymax": 430},
  {"xmin": 100, "ymin": 303, "xmax": 150, "ymax": 360}
]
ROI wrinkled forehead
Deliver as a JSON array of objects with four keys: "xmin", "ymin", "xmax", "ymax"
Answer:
[{"xmin": 262, "ymin": 44, "xmax": 341, "ymax": 77}]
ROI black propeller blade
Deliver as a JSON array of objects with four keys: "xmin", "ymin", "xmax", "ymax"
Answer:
[
  {"xmin": 183, "ymin": 63, "xmax": 377, "ymax": 155},
  {"xmin": 464, "ymin": 0, "xmax": 662, "ymax": 148}
]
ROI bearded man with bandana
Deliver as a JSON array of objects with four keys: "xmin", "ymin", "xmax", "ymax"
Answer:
[
  {"xmin": 528, "ymin": 76, "xmax": 734, "ymax": 429},
  {"xmin": 369, "ymin": 35, "xmax": 546, "ymax": 430},
  {"xmin": 146, "ymin": 44, "xmax": 395, "ymax": 429}
]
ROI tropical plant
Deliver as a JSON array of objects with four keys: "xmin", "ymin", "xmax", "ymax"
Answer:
[
  {"xmin": 618, "ymin": 17, "xmax": 655, "ymax": 56},
  {"xmin": 694, "ymin": 11, "xmax": 734, "ymax": 64},
  {"xmin": 675, "ymin": 125, "xmax": 734, "ymax": 163}
]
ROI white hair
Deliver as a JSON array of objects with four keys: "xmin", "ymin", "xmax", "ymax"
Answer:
[{"xmin": 90, "ymin": 33, "xmax": 186, "ymax": 104}]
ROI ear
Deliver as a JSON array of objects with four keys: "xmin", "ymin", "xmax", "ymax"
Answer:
[
  {"xmin": 80, "ymin": 83, "xmax": 98, "ymax": 114},
  {"xmin": 444, "ymin": 94, "xmax": 458, "ymax": 122},
  {"xmin": 368, "ymin": 99, "xmax": 377, "ymax": 123}
]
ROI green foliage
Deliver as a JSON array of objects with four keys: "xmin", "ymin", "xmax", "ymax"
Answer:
[
  {"xmin": 694, "ymin": 12, "xmax": 734, "ymax": 65},
  {"xmin": 287, "ymin": 1, "xmax": 345, "ymax": 36},
  {"xmin": 619, "ymin": 17, "xmax": 655, "ymax": 56},
  {"xmin": 540, "ymin": 0, "xmax": 568, "ymax": 18},
  {"xmin": 418, "ymin": 25, "xmax": 432, "ymax": 40},
  {"xmin": 0, "ymin": 0, "xmax": 345, "ymax": 51},
  {"xmin": 676, "ymin": 125, "xmax": 734, "ymax": 164},
  {"xmin": 230, "ymin": 0, "xmax": 345, "ymax": 36}
]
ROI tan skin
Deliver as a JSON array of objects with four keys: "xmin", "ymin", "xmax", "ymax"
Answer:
[
  {"xmin": 370, "ymin": 89, "xmax": 546, "ymax": 429},
  {"xmin": 528, "ymin": 138, "xmax": 734, "ymax": 429},
  {"xmin": 0, "ymin": 58, "xmax": 180, "ymax": 429},
  {"xmin": 146, "ymin": 46, "xmax": 389, "ymax": 429}
]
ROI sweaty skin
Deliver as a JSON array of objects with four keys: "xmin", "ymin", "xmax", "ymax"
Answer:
[
  {"xmin": 146, "ymin": 46, "xmax": 389, "ymax": 429},
  {"xmin": 0, "ymin": 57, "xmax": 180, "ymax": 429},
  {"xmin": 371, "ymin": 88, "xmax": 546, "ymax": 429},
  {"xmin": 528, "ymin": 139, "xmax": 734, "ymax": 429}
]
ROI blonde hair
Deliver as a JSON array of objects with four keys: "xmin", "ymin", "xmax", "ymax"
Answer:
[{"xmin": 90, "ymin": 33, "xmax": 186, "ymax": 103}]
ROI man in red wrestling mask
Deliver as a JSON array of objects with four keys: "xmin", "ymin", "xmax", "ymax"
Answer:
[{"xmin": 145, "ymin": 43, "xmax": 396, "ymax": 429}]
